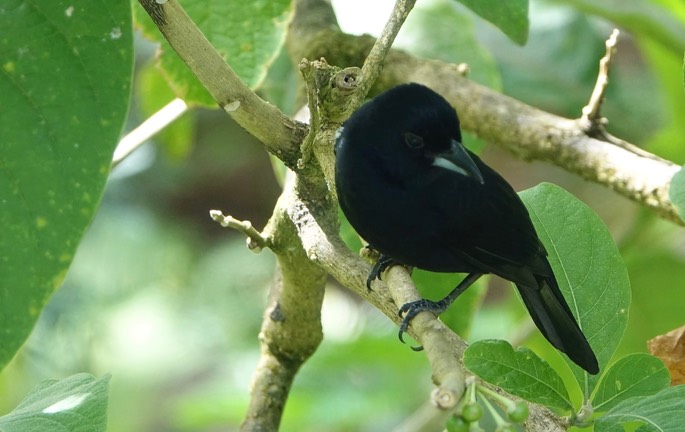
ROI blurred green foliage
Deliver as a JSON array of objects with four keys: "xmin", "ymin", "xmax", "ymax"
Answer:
[{"xmin": 2, "ymin": 0, "xmax": 685, "ymax": 430}]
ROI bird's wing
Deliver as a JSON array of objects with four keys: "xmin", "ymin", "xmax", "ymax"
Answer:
[{"xmin": 427, "ymin": 154, "xmax": 550, "ymax": 282}]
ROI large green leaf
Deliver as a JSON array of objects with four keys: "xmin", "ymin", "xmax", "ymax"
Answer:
[
  {"xmin": 0, "ymin": 0, "xmax": 133, "ymax": 370},
  {"xmin": 594, "ymin": 385, "xmax": 685, "ymax": 432},
  {"xmin": 0, "ymin": 374, "xmax": 110, "ymax": 432},
  {"xmin": 464, "ymin": 339, "xmax": 574, "ymax": 412},
  {"xmin": 669, "ymin": 165, "xmax": 685, "ymax": 221},
  {"xmin": 592, "ymin": 354, "xmax": 670, "ymax": 412},
  {"xmin": 519, "ymin": 183, "xmax": 631, "ymax": 397},
  {"xmin": 134, "ymin": 0, "xmax": 292, "ymax": 106},
  {"xmin": 454, "ymin": 0, "xmax": 529, "ymax": 45}
]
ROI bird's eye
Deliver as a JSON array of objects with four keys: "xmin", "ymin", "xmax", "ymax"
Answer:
[{"xmin": 404, "ymin": 132, "xmax": 425, "ymax": 149}]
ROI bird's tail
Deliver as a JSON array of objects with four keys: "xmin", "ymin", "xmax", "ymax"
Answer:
[{"xmin": 516, "ymin": 275, "xmax": 599, "ymax": 374}]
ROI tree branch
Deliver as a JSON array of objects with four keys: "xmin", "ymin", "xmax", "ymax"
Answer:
[
  {"xmin": 209, "ymin": 210, "xmax": 270, "ymax": 252},
  {"xmin": 136, "ymin": 0, "xmax": 682, "ymax": 430},
  {"xmin": 137, "ymin": 0, "xmax": 307, "ymax": 168},
  {"xmin": 140, "ymin": 0, "xmax": 682, "ymax": 225},
  {"xmin": 288, "ymin": 25, "xmax": 683, "ymax": 225},
  {"xmin": 580, "ymin": 28, "xmax": 619, "ymax": 132},
  {"xmin": 349, "ymin": 0, "xmax": 417, "ymax": 107},
  {"xmin": 287, "ymin": 177, "xmax": 565, "ymax": 431},
  {"xmin": 240, "ymin": 175, "xmax": 328, "ymax": 431}
]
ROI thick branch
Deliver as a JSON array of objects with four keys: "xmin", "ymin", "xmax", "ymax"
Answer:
[
  {"xmin": 288, "ymin": 26, "xmax": 682, "ymax": 225},
  {"xmin": 137, "ymin": 0, "xmax": 307, "ymax": 168},
  {"xmin": 241, "ymin": 177, "xmax": 327, "ymax": 431},
  {"xmin": 139, "ymin": 0, "xmax": 682, "ymax": 225}
]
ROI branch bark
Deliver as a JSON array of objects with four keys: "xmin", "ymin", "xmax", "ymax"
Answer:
[
  {"xmin": 240, "ymin": 175, "xmax": 328, "ymax": 431},
  {"xmin": 285, "ymin": 3, "xmax": 683, "ymax": 225}
]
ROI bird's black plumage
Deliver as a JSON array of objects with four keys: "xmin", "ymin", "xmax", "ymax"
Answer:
[{"xmin": 334, "ymin": 83, "xmax": 599, "ymax": 374}]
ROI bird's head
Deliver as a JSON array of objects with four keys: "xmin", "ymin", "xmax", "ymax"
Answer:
[{"xmin": 341, "ymin": 83, "xmax": 484, "ymax": 185}]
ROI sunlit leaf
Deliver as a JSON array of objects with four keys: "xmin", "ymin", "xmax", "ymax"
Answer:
[
  {"xmin": 464, "ymin": 339, "xmax": 573, "ymax": 411},
  {"xmin": 0, "ymin": 0, "xmax": 133, "ymax": 371},
  {"xmin": 592, "ymin": 354, "xmax": 670, "ymax": 412},
  {"xmin": 0, "ymin": 374, "xmax": 110, "ymax": 432}
]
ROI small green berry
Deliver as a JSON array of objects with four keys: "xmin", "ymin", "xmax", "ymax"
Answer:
[
  {"xmin": 462, "ymin": 402, "xmax": 484, "ymax": 423},
  {"xmin": 446, "ymin": 415, "xmax": 470, "ymax": 432},
  {"xmin": 507, "ymin": 402, "xmax": 529, "ymax": 423}
]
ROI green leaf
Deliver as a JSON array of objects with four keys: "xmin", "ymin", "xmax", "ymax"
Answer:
[
  {"xmin": 134, "ymin": 0, "xmax": 292, "ymax": 106},
  {"xmin": 592, "ymin": 354, "xmax": 671, "ymax": 412},
  {"xmin": 464, "ymin": 339, "xmax": 573, "ymax": 412},
  {"xmin": 136, "ymin": 63, "xmax": 195, "ymax": 160},
  {"xmin": 670, "ymin": 166, "xmax": 685, "ymax": 221},
  {"xmin": 550, "ymin": 0, "xmax": 685, "ymax": 55},
  {"xmin": 0, "ymin": 374, "xmax": 110, "ymax": 432},
  {"xmin": 594, "ymin": 385, "xmax": 685, "ymax": 432},
  {"xmin": 454, "ymin": 0, "xmax": 529, "ymax": 45},
  {"xmin": 519, "ymin": 183, "xmax": 631, "ymax": 396},
  {"xmin": 0, "ymin": 0, "xmax": 133, "ymax": 370}
]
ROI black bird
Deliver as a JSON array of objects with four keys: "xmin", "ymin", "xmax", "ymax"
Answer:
[{"xmin": 334, "ymin": 83, "xmax": 599, "ymax": 374}]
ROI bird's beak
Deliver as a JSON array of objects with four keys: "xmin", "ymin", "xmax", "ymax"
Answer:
[{"xmin": 433, "ymin": 140, "xmax": 485, "ymax": 184}]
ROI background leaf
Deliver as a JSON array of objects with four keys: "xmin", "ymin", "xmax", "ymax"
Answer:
[
  {"xmin": 0, "ymin": 0, "xmax": 132, "ymax": 371},
  {"xmin": 519, "ymin": 183, "xmax": 631, "ymax": 396},
  {"xmin": 594, "ymin": 385, "xmax": 685, "ymax": 432},
  {"xmin": 592, "ymin": 353, "xmax": 670, "ymax": 412},
  {"xmin": 464, "ymin": 339, "xmax": 573, "ymax": 412},
  {"xmin": 454, "ymin": 0, "xmax": 529, "ymax": 45},
  {"xmin": 134, "ymin": 0, "xmax": 292, "ymax": 106},
  {"xmin": 668, "ymin": 166, "xmax": 685, "ymax": 221},
  {"xmin": 550, "ymin": 0, "xmax": 685, "ymax": 54},
  {"xmin": 0, "ymin": 373, "xmax": 110, "ymax": 432}
]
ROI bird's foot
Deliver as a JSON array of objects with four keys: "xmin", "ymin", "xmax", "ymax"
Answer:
[
  {"xmin": 396, "ymin": 272, "xmax": 483, "ymax": 351},
  {"xmin": 366, "ymin": 254, "xmax": 397, "ymax": 290},
  {"xmin": 397, "ymin": 298, "xmax": 451, "ymax": 351}
]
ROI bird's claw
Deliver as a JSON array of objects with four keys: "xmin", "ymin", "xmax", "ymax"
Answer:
[
  {"xmin": 366, "ymin": 254, "xmax": 397, "ymax": 290},
  {"xmin": 398, "ymin": 299, "xmax": 442, "ymax": 351}
]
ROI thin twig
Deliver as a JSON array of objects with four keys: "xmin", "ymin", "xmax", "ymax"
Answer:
[
  {"xmin": 112, "ymin": 98, "xmax": 188, "ymax": 167},
  {"xmin": 209, "ymin": 210, "xmax": 269, "ymax": 252},
  {"xmin": 349, "ymin": 0, "xmax": 417, "ymax": 108},
  {"xmin": 580, "ymin": 29, "xmax": 620, "ymax": 132}
]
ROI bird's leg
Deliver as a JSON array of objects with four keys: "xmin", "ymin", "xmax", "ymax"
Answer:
[
  {"xmin": 366, "ymin": 254, "xmax": 397, "ymax": 290},
  {"xmin": 398, "ymin": 272, "xmax": 484, "ymax": 347}
]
